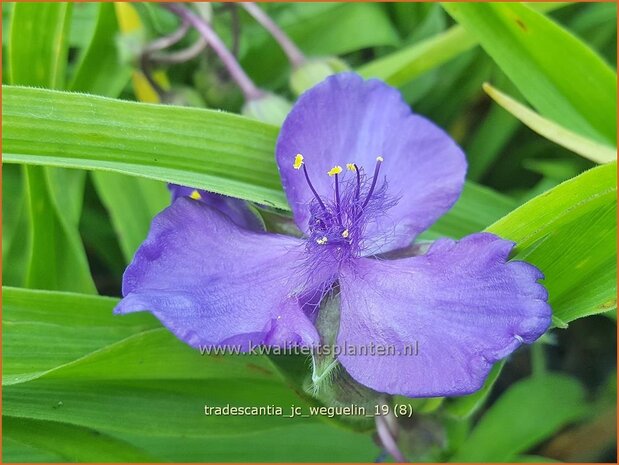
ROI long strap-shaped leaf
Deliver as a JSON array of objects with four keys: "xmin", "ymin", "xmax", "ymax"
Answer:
[
  {"xmin": 8, "ymin": 3, "xmax": 96, "ymax": 293},
  {"xmin": 3, "ymin": 85, "xmax": 287, "ymax": 209},
  {"xmin": 442, "ymin": 2, "xmax": 617, "ymax": 145}
]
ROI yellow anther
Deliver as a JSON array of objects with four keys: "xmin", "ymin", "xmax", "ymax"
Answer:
[
  {"xmin": 190, "ymin": 190, "xmax": 202, "ymax": 200},
  {"xmin": 327, "ymin": 166, "xmax": 343, "ymax": 176},
  {"xmin": 293, "ymin": 153, "xmax": 304, "ymax": 170},
  {"xmin": 376, "ymin": 156, "xmax": 384, "ymax": 162},
  {"xmin": 316, "ymin": 236, "xmax": 328, "ymax": 245},
  {"xmin": 346, "ymin": 163, "xmax": 357, "ymax": 171},
  {"xmin": 342, "ymin": 229, "xmax": 349, "ymax": 238}
]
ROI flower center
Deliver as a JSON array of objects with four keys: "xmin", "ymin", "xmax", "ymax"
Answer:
[{"xmin": 293, "ymin": 154, "xmax": 393, "ymax": 261}]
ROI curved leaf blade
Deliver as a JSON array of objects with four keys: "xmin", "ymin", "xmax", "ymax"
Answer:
[
  {"xmin": 487, "ymin": 162, "xmax": 617, "ymax": 325},
  {"xmin": 2, "ymin": 85, "xmax": 287, "ymax": 209},
  {"xmin": 483, "ymin": 83, "xmax": 616, "ymax": 164},
  {"xmin": 443, "ymin": 2, "xmax": 617, "ymax": 144}
]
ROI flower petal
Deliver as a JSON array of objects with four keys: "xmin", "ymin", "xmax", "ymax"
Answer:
[
  {"xmin": 115, "ymin": 197, "xmax": 327, "ymax": 349},
  {"xmin": 276, "ymin": 73, "xmax": 466, "ymax": 252},
  {"xmin": 336, "ymin": 233, "xmax": 551, "ymax": 397},
  {"xmin": 168, "ymin": 184, "xmax": 263, "ymax": 231}
]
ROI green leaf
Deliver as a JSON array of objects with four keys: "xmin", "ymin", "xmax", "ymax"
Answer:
[
  {"xmin": 113, "ymin": 423, "xmax": 380, "ymax": 462},
  {"xmin": 357, "ymin": 3, "xmax": 566, "ymax": 88},
  {"xmin": 2, "ymin": 85, "xmax": 287, "ymax": 209},
  {"xmin": 487, "ymin": 162, "xmax": 617, "ymax": 325},
  {"xmin": 1, "ymin": 287, "xmax": 280, "ymax": 386},
  {"xmin": 22, "ymin": 167, "xmax": 96, "ymax": 293},
  {"xmin": 3, "ymin": 85, "xmax": 522, "ymax": 227},
  {"xmin": 69, "ymin": 3, "xmax": 132, "ymax": 97},
  {"xmin": 3, "ymin": 286, "xmax": 378, "ymax": 459},
  {"xmin": 421, "ymin": 182, "xmax": 518, "ymax": 240},
  {"xmin": 442, "ymin": 2, "xmax": 617, "ymax": 145},
  {"xmin": 2, "ymin": 287, "xmax": 316, "ymax": 436},
  {"xmin": 451, "ymin": 373, "xmax": 590, "ymax": 462},
  {"xmin": 8, "ymin": 3, "xmax": 72, "ymax": 89},
  {"xmin": 465, "ymin": 74, "xmax": 521, "ymax": 181},
  {"xmin": 8, "ymin": 3, "xmax": 96, "ymax": 294},
  {"xmin": 68, "ymin": 3, "xmax": 169, "ymax": 264},
  {"xmin": 483, "ymin": 83, "xmax": 616, "ymax": 164},
  {"xmin": 242, "ymin": 3, "xmax": 400, "ymax": 86},
  {"xmin": 358, "ymin": 23, "xmax": 476, "ymax": 88},
  {"xmin": 3, "ymin": 417, "xmax": 156, "ymax": 462},
  {"xmin": 2, "ymin": 165, "xmax": 30, "ymax": 286},
  {"xmin": 2, "ymin": 287, "xmax": 156, "ymax": 385},
  {"xmin": 92, "ymin": 174, "xmax": 169, "ymax": 263},
  {"xmin": 3, "ymin": 437, "xmax": 64, "ymax": 463},
  {"xmin": 444, "ymin": 360, "xmax": 505, "ymax": 419},
  {"xmin": 3, "ymin": 378, "xmax": 317, "ymax": 438}
]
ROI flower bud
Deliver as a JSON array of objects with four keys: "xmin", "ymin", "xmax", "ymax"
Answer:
[
  {"xmin": 242, "ymin": 92, "xmax": 292, "ymax": 126},
  {"xmin": 290, "ymin": 57, "xmax": 349, "ymax": 96}
]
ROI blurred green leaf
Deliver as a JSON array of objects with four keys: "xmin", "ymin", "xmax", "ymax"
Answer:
[
  {"xmin": 451, "ymin": 373, "xmax": 590, "ymax": 462},
  {"xmin": 8, "ymin": 3, "xmax": 72, "ymax": 89},
  {"xmin": 69, "ymin": 3, "xmax": 131, "ymax": 97},
  {"xmin": 8, "ymin": 3, "xmax": 96, "ymax": 294},
  {"xmin": 421, "ymin": 182, "xmax": 518, "ymax": 240},
  {"xmin": 444, "ymin": 360, "xmax": 505, "ymax": 419},
  {"xmin": 3, "ymin": 85, "xmax": 287, "ymax": 208},
  {"xmin": 68, "ymin": 3, "xmax": 170, "ymax": 264},
  {"xmin": 92, "ymin": 174, "xmax": 169, "ymax": 263},
  {"xmin": 3, "ymin": 286, "xmax": 378, "ymax": 460},
  {"xmin": 242, "ymin": 3, "xmax": 399, "ymax": 86},
  {"xmin": 358, "ymin": 3, "xmax": 565, "ymax": 88},
  {"xmin": 465, "ymin": 73, "xmax": 521, "ymax": 181},
  {"xmin": 67, "ymin": 2, "xmax": 98, "ymax": 50},
  {"xmin": 3, "ymin": 418, "xmax": 156, "ymax": 462},
  {"xmin": 358, "ymin": 22, "xmax": 476, "ymax": 88},
  {"xmin": 566, "ymin": 2, "xmax": 617, "ymax": 65},
  {"xmin": 23, "ymin": 167, "xmax": 95, "ymax": 293},
  {"xmin": 114, "ymin": 423, "xmax": 380, "ymax": 462},
  {"xmin": 3, "ymin": 437, "xmax": 64, "ymax": 463},
  {"xmin": 1, "ymin": 287, "xmax": 284, "ymax": 387},
  {"xmin": 487, "ymin": 162, "xmax": 617, "ymax": 325},
  {"xmin": 443, "ymin": 2, "xmax": 617, "ymax": 144},
  {"xmin": 516, "ymin": 455, "xmax": 561, "ymax": 463},
  {"xmin": 2, "ymin": 287, "xmax": 156, "ymax": 385},
  {"xmin": 3, "ymin": 378, "xmax": 315, "ymax": 437},
  {"xmin": 483, "ymin": 83, "xmax": 616, "ymax": 164},
  {"xmin": 3, "ymin": 84, "xmax": 520, "ymax": 226},
  {"xmin": 2, "ymin": 165, "xmax": 30, "ymax": 286},
  {"xmin": 2, "ymin": 287, "xmax": 317, "ymax": 436}
]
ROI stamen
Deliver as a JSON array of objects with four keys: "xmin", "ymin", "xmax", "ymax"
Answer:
[
  {"xmin": 327, "ymin": 166, "xmax": 344, "ymax": 225},
  {"xmin": 361, "ymin": 156, "xmax": 384, "ymax": 209},
  {"xmin": 342, "ymin": 229, "xmax": 349, "ymax": 238},
  {"xmin": 327, "ymin": 166, "xmax": 343, "ymax": 176},
  {"xmin": 190, "ymin": 190, "xmax": 202, "ymax": 200},
  {"xmin": 346, "ymin": 163, "xmax": 356, "ymax": 172},
  {"xmin": 316, "ymin": 236, "xmax": 328, "ymax": 245},
  {"xmin": 293, "ymin": 153, "xmax": 304, "ymax": 170},
  {"xmin": 295, "ymin": 154, "xmax": 326, "ymax": 211},
  {"xmin": 334, "ymin": 172, "xmax": 342, "ymax": 225},
  {"xmin": 353, "ymin": 163, "xmax": 361, "ymax": 201},
  {"xmin": 303, "ymin": 165, "xmax": 327, "ymax": 211}
]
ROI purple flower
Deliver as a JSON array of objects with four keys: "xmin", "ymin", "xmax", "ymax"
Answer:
[
  {"xmin": 115, "ymin": 73, "xmax": 551, "ymax": 397},
  {"xmin": 167, "ymin": 184, "xmax": 263, "ymax": 231}
]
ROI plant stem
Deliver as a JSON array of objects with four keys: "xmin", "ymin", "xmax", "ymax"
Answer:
[
  {"xmin": 144, "ymin": 19, "xmax": 191, "ymax": 53},
  {"xmin": 240, "ymin": 2, "xmax": 306, "ymax": 68},
  {"xmin": 151, "ymin": 38, "xmax": 207, "ymax": 65},
  {"xmin": 164, "ymin": 3, "xmax": 264, "ymax": 101},
  {"xmin": 375, "ymin": 409, "xmax": 407, "ymax": 463},
  {"xmin": 531, "ymin": 341, "xmax": 547, "ymax": 377}
]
